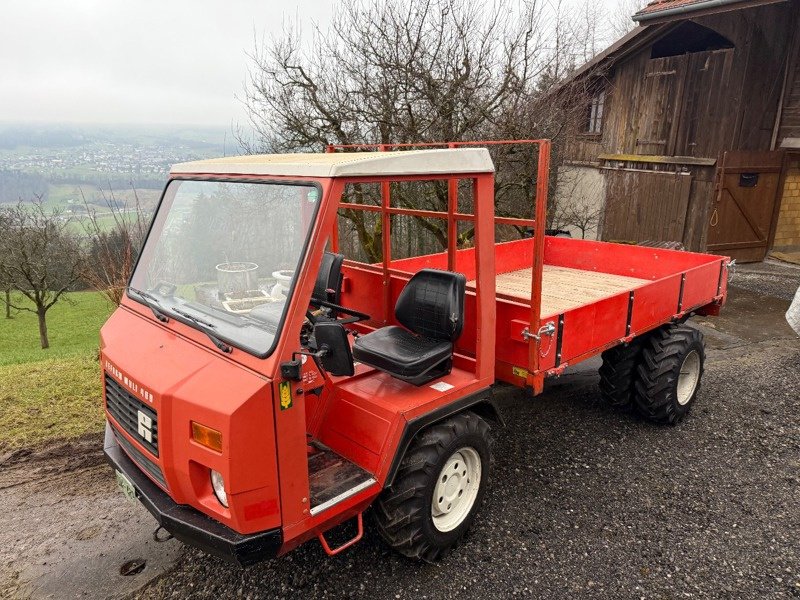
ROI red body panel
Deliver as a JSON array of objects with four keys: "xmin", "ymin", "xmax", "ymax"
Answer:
[{"xmin": 101, "ymin": 308, "xmax": 281, "ymax": 535}]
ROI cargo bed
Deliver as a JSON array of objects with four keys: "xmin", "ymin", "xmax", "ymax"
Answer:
[
  {"xmin": 331, "ymin": 140, "xmax": 728, "ymax": 395},
  {"xmin": 346, "ymin": 235, "xmax": 728, "ymax": 392},
  {"xmin": 471, "ymin": 265, "xmax": 648, "ymax": 318},
  {"xmin": 469, "ymin": 236, "xmax": 728, "ymax": 387}
]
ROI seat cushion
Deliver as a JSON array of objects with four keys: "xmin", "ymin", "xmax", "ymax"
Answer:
[
  {"xmin": 395, "ymin": 269, "xmax": 466, "ymax": 341},
  {"xmin": 352, "ymin": 326, "xmax": 452, "ymax": 378}
]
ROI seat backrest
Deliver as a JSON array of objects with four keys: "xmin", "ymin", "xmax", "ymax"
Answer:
[
  {"xmin": 395, "ymin": 269, "xmax": 466, "ymax": 341},
  {"xmin": 312, "ymin": 251, "xmax": 345, "ymax": 305}
]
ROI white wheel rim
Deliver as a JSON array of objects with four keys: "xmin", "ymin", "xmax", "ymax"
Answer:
[
  {"xmin": 677, "ymin": 350, "xmax": 701, "ymax": 406},
  {"xmin": 431, "ymin": 447, "xmax": 481, "ymax": 533}
]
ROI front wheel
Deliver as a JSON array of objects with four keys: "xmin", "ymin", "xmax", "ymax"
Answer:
[{"xmin": 373, "ymin": 411, "xmax": 491, "ymax": 562}]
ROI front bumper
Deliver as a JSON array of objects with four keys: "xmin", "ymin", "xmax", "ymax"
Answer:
[{"xmin": 103, "ymin": 423, "xmax": 282, "ymax": 567}]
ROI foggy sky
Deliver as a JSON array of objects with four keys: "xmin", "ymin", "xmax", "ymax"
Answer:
[{"xmin": 0, "ymin": 0, "xmax": 332, "ymax": 128}]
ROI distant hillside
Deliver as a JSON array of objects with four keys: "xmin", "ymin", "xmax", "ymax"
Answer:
[
  {"xmin": 0, "ymin": 123, "xmax": 232, "ymax": 199},
  {"xmin": 0, "ymin": 170, "xmax": 48, "ymax": 203}
]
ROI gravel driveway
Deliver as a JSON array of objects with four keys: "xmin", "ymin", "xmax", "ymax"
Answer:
[
  {"xmin": 4, "ymin": 264, "xmax": 798, "ymax": 600},
  {"xmin": 136, "ymin": 264, "xmax": 800, "ymax": 600}
]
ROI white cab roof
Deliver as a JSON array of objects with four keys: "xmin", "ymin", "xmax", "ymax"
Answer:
[{"xmin": 170, "ymin": 148, "xmax": 495, "ymax": 178}]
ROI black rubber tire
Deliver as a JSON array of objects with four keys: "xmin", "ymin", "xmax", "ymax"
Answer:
[
  {"xmin": 633, "ymin": 324, "xmax": 705, "ymax": 425},
  {"xmin": 373, "ymin": 411, "xmax": 491, "ymax": 562},
  {"xmin": 598, "ymin": 338, "xmax": 646, "ymax": 409}
]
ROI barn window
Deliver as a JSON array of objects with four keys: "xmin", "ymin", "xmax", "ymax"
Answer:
[
  {"xmin": 586, "ymin": 89, "xmax": 605, "ymax": 134},
  {"xmin": 651, "ymin": 22, "xmax": 734, "ymax": 59}
]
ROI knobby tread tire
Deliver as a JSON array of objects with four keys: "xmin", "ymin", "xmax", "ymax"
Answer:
[
  {"xmin": 633, "ymin": 324, "xmax": 705, "ymax": 425},
  {"xmin": 373, "ymin": 411, "xmax": 491, "ymax": 562},
  {"xmin": 598, "ymin": 338, "xmax": 646, "ymax": 409}
]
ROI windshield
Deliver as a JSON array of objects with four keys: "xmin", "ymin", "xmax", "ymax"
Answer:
[{"xmin": 129, "ymin": 179, "xmax": 321, "ymax": 357}]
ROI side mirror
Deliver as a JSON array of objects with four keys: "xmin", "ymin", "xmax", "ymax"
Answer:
[{"xmin": 313, "ymin": 321, "xmax": 354, "ymax": 377}]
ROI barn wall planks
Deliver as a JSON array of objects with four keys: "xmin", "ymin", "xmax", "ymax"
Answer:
[
  {"xmin": 602, "ymin": 170, "xmax": 692, "ymax": 244},
  {"xmin": 558, "ymin": 1, "xmax": 800, "ymax": 255},
  {"xmin": 777, "ymin": 4, "xmax": 800, "ymax": 146},
  {"xmin": 593, "ymin": 3, "xmax": 794, "ymax": 160}
]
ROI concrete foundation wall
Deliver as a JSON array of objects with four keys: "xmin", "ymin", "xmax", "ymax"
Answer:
[
  {"xmin": 774, "ymin": 157, "xmax": 800, "ymax": 252},
  {"xmin": 553, "ymin": 165, "xmax": 606, "ymax": 240}
]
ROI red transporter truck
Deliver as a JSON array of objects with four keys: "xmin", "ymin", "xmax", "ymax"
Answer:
[{"xmin": 102, "ymin": 141, "xmax": 729, "ymax": 565}]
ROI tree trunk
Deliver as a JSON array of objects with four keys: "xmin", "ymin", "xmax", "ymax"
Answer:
[
  {"xmin": 37, "ymin": 308, "xmax": 50, "ymax": 349},
  {"xmin": 4, "ymin": 289, "xmax": 9, "ymax": 319}
]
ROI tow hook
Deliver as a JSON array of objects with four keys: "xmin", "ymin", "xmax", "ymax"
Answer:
[
  {"xmin": 153, "ymin": 526, "xmax": 173, "ymax": 543},
  {"xmin": 521, "ymin": 321, "xmax": 556, "ymax": 343}
]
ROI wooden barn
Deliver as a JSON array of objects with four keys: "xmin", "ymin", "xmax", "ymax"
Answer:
[{"xmin": 557, "ymin": 0, "xmax": 800, "ymax": 262}]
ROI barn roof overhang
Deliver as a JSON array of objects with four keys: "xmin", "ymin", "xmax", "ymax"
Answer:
[
  {"xmin": 557, "ymin": 23, "xmax": 675, "ymax": 87},
  {"xmin": 633, "ymin": 0, "xmax": 789, "ymax": 25}
]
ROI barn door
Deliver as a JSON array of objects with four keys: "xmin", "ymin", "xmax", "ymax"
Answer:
[
  {"xmin": 635, "ymin": 55, "xmax": 689, "ymax": 155},
  {"xmin": 603, "ymin": 169, "xmax": 693, "ymax": 244},
  {"xmin": 707, "ymin": 151, "xmax": 785, "ymax": 262}
]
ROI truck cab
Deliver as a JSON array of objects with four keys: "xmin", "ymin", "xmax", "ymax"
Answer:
[{"xmin": 102, "ymin": 148, "xmax": 500, "ymax": 564}]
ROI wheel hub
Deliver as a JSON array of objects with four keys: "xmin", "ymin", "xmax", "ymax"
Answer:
[
  {"xmin": 677, "ymin": 350, "xmax": 701, "ymax": 406},
  {"xmin": 431, "ymin": 447, "xmax": 481, "ymax": 532}
]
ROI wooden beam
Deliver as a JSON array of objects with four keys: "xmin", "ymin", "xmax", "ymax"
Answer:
[{"xmin": 598, "ymin": 153, "xmax": 717, "ymax": 166}]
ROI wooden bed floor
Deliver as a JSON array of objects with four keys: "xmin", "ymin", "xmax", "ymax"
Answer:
[{"xmin": 470, "ymin": 266, "xmax": 649, "ymax": 316}]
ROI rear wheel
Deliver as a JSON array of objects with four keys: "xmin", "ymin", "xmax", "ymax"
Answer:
[
  {"xmin": 598, "ymin": 338, "xmax": 646, "ymax": 409},
  {"xmin": 634, "ymin": 324, "xmax": 705, "ymax": 425},
  {"xmin": 373, "ymin": 411, "xmax": 491, "ymax": 562}
]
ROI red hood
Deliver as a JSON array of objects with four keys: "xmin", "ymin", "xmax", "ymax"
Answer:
[{"xmin": 100, "ymin": 306, "xmax": 281, "ymax": 534}]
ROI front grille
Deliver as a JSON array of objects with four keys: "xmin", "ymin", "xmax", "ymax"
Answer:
[
  {"xmin": 104, "ymin": 374, "xmax": 159, "ymax": 457},
  {"xmin": 112, "ymin": 426, "xmax": 168, "ymax": 489}
]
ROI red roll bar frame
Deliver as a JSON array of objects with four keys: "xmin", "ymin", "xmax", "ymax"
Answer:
[{"xmin": 326, "ymin": 139, "xmax": 551, "ymax": 392}]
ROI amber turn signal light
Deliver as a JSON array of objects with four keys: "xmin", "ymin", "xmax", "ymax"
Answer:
[{"xmin": 191, "ymin": 421, "xmax": 223, "ymax": 452}]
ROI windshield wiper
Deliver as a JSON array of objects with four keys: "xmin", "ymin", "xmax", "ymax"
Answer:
[
  {"xmin": 128, "ymin": 287, "xmax": 169, "ymax": 323},
  {"xmin": 171, "ymin": 308, "xmax": 233, "ymax": 354}
]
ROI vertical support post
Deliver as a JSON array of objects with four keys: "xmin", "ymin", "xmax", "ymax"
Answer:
[
  {"xmin": 528, "ymin": 141, "xmax": 551, "ymax": 394},
  {"xmin": 447, "ymin": 142, "xmax": 459, "ymax": 271},
  {"xmin": 380, "ymin": 145, "xmax": 392, "ymax": 326},
  {"xmin": 326, "ymin": 144, "xmax": 339, "ymax": 252},
  {"xmin": 473, "ymin": 174, "xmax": 496, "ymax": 383}
]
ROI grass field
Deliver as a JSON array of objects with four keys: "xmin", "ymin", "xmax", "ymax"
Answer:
[
  {"xmin": 0, "ymin": 291, "xmax": 113, "ymax": 449},
  {"xmin": 0, "ymin": 291, "xmax": 112, "ymax": 366}
]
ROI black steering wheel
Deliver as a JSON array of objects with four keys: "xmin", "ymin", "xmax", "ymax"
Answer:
[{"xmin": 308, "ymin": 298, "xmax": 371, "ymax": 324}]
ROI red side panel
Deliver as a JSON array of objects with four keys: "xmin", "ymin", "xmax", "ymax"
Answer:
[
  {"xmin": 682, "ymin": 260, "xmax": 725, "ymax": 311},
  {"xmin": 560, "ymin": 293, "xmax": 630, "ymax": 361},
  {"xmin": 630, "ymin": 276, "xmax": 682, "ymax": 333}
]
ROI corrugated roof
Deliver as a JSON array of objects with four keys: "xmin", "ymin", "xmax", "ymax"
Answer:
[{"xmin": 170, "ymin": 148, "xmax": 495, "ymax": 178}]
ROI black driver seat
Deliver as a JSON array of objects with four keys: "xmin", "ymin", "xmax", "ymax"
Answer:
[
  {"xmin": 312, "ymin": 251, "xmax": 345, "ymax": 306},
  {"xmin": 352, "ymin": 269, "xmax": 466, "ymax": 386}
]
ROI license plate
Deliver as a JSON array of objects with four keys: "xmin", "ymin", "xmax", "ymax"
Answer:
[{"xmin": 115, "ymin": 470, "xmax": 137, "ymax": 503}]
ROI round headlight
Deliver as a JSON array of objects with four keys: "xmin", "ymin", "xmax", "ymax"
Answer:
[{"xmin": 210, "ymin": 470, "xmax": 228, "ymax": 507}]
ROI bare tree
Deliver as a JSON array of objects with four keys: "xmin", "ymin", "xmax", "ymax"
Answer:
[
  {"xmin": 565, "ymin": 197, "xmax": 602, "ymax": 239},
  {"xmin": 0, "ymin": 198, "xmax": 86, "ymax": 349},
  {"xmin": 0, "ymin": 211, "xmax": 12, "ymax": 319},
  {"xmin": 240, "ymin": 0, "xmax": 560, "ymax": 261},
  {"xmin": 608, "ymin": 0, "xmax": 647, "ymax": 40},
  {"xmin": 240, "ymin": 0, "xmax": 619, "ymax": 260},
  {"xmin": 79, "ymin": 186, "xmax": 149, "ymax": 306}
]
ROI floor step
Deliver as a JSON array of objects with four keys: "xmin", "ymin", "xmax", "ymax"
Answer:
[{"xmin": 308, "ymin": 447, "xmax": 376, "ymax": 515}]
